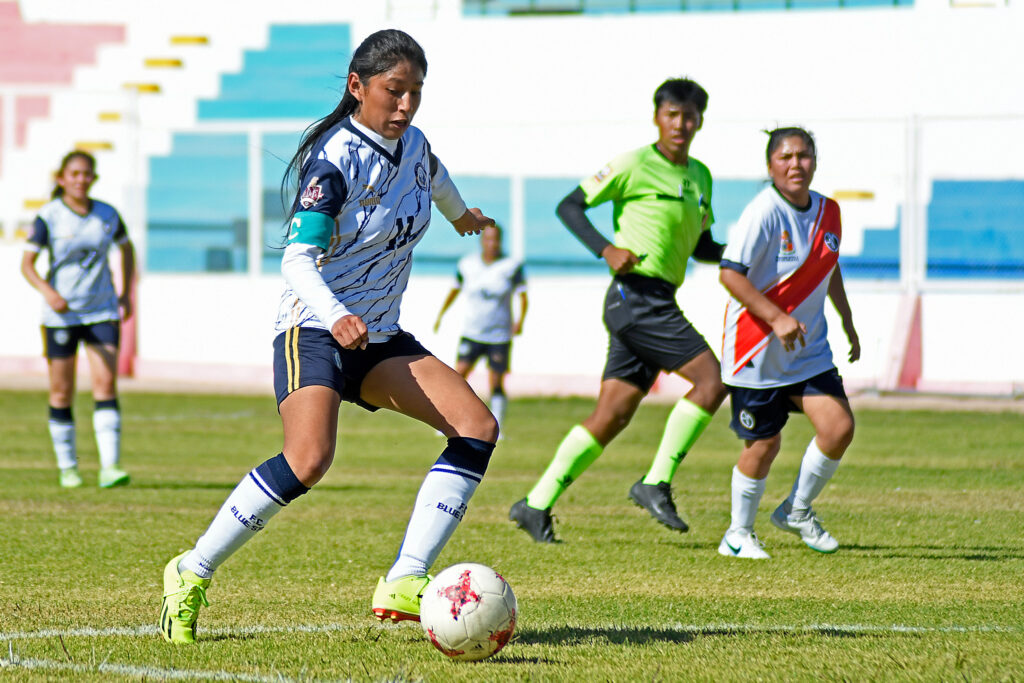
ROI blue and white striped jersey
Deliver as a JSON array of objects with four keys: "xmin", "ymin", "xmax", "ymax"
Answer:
[
  {"xmin": 26, "ymin": 198, "xmax": 128, "ymax": 327},
  {"xmin": 276, "ymin": 118, "xmax": 447, "ymax": 342}
]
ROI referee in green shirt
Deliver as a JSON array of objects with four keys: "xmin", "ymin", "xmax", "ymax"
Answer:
[{"xmin": 510, "ymin": 78, "xmax": 727, "ymax": 542}]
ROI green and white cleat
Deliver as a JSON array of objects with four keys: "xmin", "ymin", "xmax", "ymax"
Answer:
[
  {"xmin": 371, "ymin": 574, "xmax": 432, "ymax": 623},
  {"xmin": 99, "ymin": 466, "xmax": 130, "ymax": 488},
  {"xmin": 59, "ymin": 467, "xmax": 83, "ymax": 488},
  {"xmin": 160, "ymin": 552, "xmax": 211, "ymax": 644}
]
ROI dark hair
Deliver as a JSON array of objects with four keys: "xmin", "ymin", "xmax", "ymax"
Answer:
[
  {"xmin": 765, "ymin": 127, "xmax": 816, "ymax": 165},
  {"xmin": 51, "ymin": 150, "xmax": 96, "ymax": 199},
  {"xmin": 653, "ymin": 78, "xmax": 708, "ymax": 114},
  {"xmin": 280, "ymin": 29, "xmax": 427, "ymax": 219}
]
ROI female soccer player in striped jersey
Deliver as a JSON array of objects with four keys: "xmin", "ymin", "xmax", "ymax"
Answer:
[
  {"xmin": 21, "ymin": 150, "xmax": 134, "ymax": 489},
  {"xmin": 717, "ymin": 127, "xmax": 860, "ymax": 559},
  {"xmin": 160, "ymin": 29, "xmax": 497, "ymax": 643}
]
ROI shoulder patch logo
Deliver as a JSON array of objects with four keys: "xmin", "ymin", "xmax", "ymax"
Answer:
[
  {"xmin": 739, "ymin": 409, "xmax": 756, "ymax": 430},
  {"xmin": 300, "ymin": 177, "xmax": 324, "ymax": 209},
  {"xmin": 824, "ymin": 232, "xmax": 840, "ymax": 253},
  {"xmin": 415, "ymin": 162, "xmax": 430, "ymax": 192},
  {"xmin": 593, "ymin": 165, "xmax": 612, "ymax": 183}
]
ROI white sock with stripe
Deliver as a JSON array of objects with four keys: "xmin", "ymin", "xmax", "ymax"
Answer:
[
  {"xmin": 48, "ymin": 406, "xmax": 76, "ymax": 470},
  {"xmin": 180, "ymin": 454, "xmax": 308, "ymax": 579},
  {"xmin": 385, "ymin": 437, "xmax": 493, "ymax": 581},
  {"xmin": 93, "ymin": 400, "xmax": 121, "ymax": 468}
]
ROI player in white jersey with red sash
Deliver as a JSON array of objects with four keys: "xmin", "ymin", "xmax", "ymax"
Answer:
[
  {"xmin": 718, "ymin": 128, "xmax": 860, "ymax": 559},
  {"xmin": 159, "ymin": 30, "xmax": 498, "ymax": 644},
  {"xmin": 21, "ymin": 150, "xmax": 134, "ymax": 490}
]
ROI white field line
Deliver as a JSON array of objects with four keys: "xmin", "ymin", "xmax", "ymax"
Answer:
[{"xmin": 2, "ymin": 621, "xmax": 1018, "ymax": 682}]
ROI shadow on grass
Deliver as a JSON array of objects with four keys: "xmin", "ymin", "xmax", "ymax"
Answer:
[
  {"xmin": 513, "ymin": 624, "xmax": 876, "ymax": 647},
  {"xmin": 843, "ymin": 543, "xmax": 1024, "ymax": 561}
]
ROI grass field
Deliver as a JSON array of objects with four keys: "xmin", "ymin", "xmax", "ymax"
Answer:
[{"xmin": 1, "ymin": 389, "xmax": 1022, "ymax": 682}]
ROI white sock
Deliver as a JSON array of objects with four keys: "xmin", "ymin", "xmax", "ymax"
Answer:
[
  {"xmin": 730, "ymin": 466, "xmax": 766, "ymax": 532},
  {"xmin": 789, "ymin": 439, "xmax": 841, "ymax": 515},
  {"xmin": 48, "ymin": 419, "xmax": 76, "ymax": 470},
  {"xmin": 93, "ymin": 407, "xmax": 121, "ymax": 468},
  {"xmin": 490, "ymin": 392, "xmax": 507, "ymax": 432},
  {"xmin": 180, "ymin": 471, "xmax": 285, "ymax": 579},
  {"xmin": 386, "ymin": 467, "xmax": 481, "ymax": 581}
]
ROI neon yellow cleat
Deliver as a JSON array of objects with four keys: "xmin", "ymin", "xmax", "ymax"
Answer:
[
  {"xmin": 371, "ymin": 574, "xmax": 432, "ymax": 623},
  {"xmin": 160, "ymin": 552, "xmax": 211, "ymax": 644},
  {"xmin": 59, "ymin": 467, "xmax": 83, "ymax": 488},
  {"xmin": 98, "ymin": 466, "xmax": 130, "ymax": 488}
]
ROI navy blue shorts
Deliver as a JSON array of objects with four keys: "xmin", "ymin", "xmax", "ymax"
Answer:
[
  {"xmin": 43, "ymin": 321, "xmax": 120, "ymax": 359},
  {"xmin": 273, "ymin": 327, "xmax": 432, "ymax": 410},
  {"xmin": 601, "ymin": 274, "xmax": 711, "ymax": 392},
  {"xmin": 726, "ymin": 368, "xmax": 848, "ymax": 440},
  {"xmin": 456, "ymin": 337, "xmax": 511, "ymax": 374}
]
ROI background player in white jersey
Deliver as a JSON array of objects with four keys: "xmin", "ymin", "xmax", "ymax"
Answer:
[
  {"xmin": 159, "ymin": 30, "xmax": 497, "ymax": 644},
  {"xmin": 20, "ymin": 150, "xmax": 134, "ymax": 489},
  {"xmin": 433, "ymin": 224, "xmax": 528, "ymax": 433},
  {"xmin": 717, "ymin": 128, "xmax": 860, "ymax": 559}
]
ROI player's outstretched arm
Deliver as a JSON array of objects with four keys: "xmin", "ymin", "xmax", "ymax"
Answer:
[
  {"xmin": 434, "ymin": 287, "xmax": 461, "ymax": 332},
  {"xmin": 720, "ymin": 266, "xmax": 806, "ymax": 352},
  {"xmin": 828, "ymin": 265, "xmax": 860, "ymax": 362},
  {"xmin": 452, "ymin": 208, "xmax": 494, "ymax": 236}
]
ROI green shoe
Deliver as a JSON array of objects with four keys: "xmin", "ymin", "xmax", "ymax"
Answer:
[
  {"xmin": 160, "ymin": 552, "xmax": 211, "ymax": 644},
  {"xmin": 371, "ymin": 574, "xmax": 432, "ymax": 623},
  {"xmin": 97, "ymin": 466, "xmax": 130, "ymax": 489},
  {"xmin": 59, "ymin": 467, "xmax": 83, "ymax": 488},
  {"xmin": 99, "ymin": 467, "xmax": 130, "ymax": 488}
]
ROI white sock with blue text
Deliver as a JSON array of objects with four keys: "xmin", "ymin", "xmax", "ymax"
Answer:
[
  {"xmin": 385, "ymin": 437, "xmax": 493, "ymax": 581},
  {"xmin": 180, "ymin": 454, "xmax": 308, "ymax": 579}
]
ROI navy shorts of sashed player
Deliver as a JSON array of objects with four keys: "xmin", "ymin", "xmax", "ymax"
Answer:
[
  {"xmin": 727, "ymin": 368, "xmax": 848, "ymax": 440},
  {"xmin": 456, "ymin": 337, "xmax": 510, "ymax": 374},
  {"xmin": 601, "ymin": 273, "xmax": 711, "ymax": 392},
  {"xmin": 273, "ymin": 327, "xmax": 432, "ymax": 410},
  {"xmin": 42, "ymin": 321, "xmax": 120, "ymax": 359}
]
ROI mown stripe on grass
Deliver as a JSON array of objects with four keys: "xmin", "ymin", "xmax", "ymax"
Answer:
[{"xmin": 0, "ymin": 655, "xmax": 335, "ymax": 682}]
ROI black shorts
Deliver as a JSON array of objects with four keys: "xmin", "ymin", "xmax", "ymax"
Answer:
[
  {"xmin": 43, "ymin": 321, "xmax": 120, "ymax": 359},
  {"xmin": 273, "ymin": 327, "xmax": 432, "ymax": 410},
  {"xmin": 601, "ymin": 274, "xmax": 711, "ymax": 392},
  {"xmin": 456, "ymin": 337, "xmax": 511, "ymax": 374},
  {"xmin": 726, "ymin": 368, "xmax": 848, "ymax": 440}
]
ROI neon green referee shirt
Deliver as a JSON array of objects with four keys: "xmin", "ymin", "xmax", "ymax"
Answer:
[{"xmin": 579, "ymin": 144, "xmax": 714, "ymax": 288}]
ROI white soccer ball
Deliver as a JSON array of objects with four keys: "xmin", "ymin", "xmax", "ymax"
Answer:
[{"xmin": 420, "ymin": 563, "xmax": 517, "ymax": 661}]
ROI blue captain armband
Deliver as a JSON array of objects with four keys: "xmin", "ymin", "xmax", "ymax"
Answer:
[{"xmin": 288, "ymin": 211, "xmax": 335, "ymax": 250}]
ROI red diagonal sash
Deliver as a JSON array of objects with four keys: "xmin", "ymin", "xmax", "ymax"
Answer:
[{"xmin": 731, "ymin": 198, "xmax": 841, "ymax": 376}]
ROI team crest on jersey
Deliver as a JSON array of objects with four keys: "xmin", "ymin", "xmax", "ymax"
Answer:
[
  {"xmin": 824, "ymin": 232, "xmax": 840, "ymax": 252},
  {"xmin": 593, "ymin": 165, "xmax": 612, "ymax": 183},
  {"xmin": 739, "ymin": 410, "xmax": 756, "ymax": 430},
  {"xmin": 300, "ymin": 177, "xmax": 324, "ymax": 208},
  {"xmin": 780, "ymin": 228, "xmax": 795, "ymax": 256},
  {"xmin": 415, "ymin": 162, "xmax": 429, "ymax": 191},
  {"xmin": 359, "ymin": 184, "xmax": 381, "ymax": 207}
]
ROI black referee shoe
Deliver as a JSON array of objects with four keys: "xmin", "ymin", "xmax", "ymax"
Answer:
[
  {"xmin": 509, "ymin": 498, "xmax": 558, "ymax": 543},
  {"xmin": 628, "ymin": 479, "xmax": 689, "ymax": 532}
]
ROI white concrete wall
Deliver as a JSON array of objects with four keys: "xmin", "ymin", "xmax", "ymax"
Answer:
[{"xmin": 3, "ymin": 0, "xmax": 1023, "ymax": 395}]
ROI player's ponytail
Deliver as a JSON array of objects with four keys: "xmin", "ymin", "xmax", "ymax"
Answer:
[
  {"xmin": 51, "ymin": 150, "xmax": 96, "ymax": 199},
  {"xmin": 280, "ymin": 29, "xmax": 428, "ymax": 232}
]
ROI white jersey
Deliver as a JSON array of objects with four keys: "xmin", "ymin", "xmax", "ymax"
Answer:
[
  {"xmin": 454, "ymin": 253, "xmax": 525, "ymax": 344},
  {"xmin": 275, "ymin": 118, "xmax": 443, "ymax": 342},
  {"xmin": 25, "ymin": 198, "xmax": 128, "ymax": 327},
  {"xmin": 721, "ymin": 187, "xmax": 842, "ymax": 388}
]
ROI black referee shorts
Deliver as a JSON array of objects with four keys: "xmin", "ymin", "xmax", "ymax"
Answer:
[{"xmin": 601, "ymin": 273, "xmax": 711, "ymax": 393}]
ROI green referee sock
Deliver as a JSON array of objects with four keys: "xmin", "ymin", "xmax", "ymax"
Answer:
[
  {"xmin": 526, "ymin": 425, "xmax": 603, "ymax": 509},
  {"xmin": 642, "ymin": 398, "xmax": 712, "ymax": 485}
]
